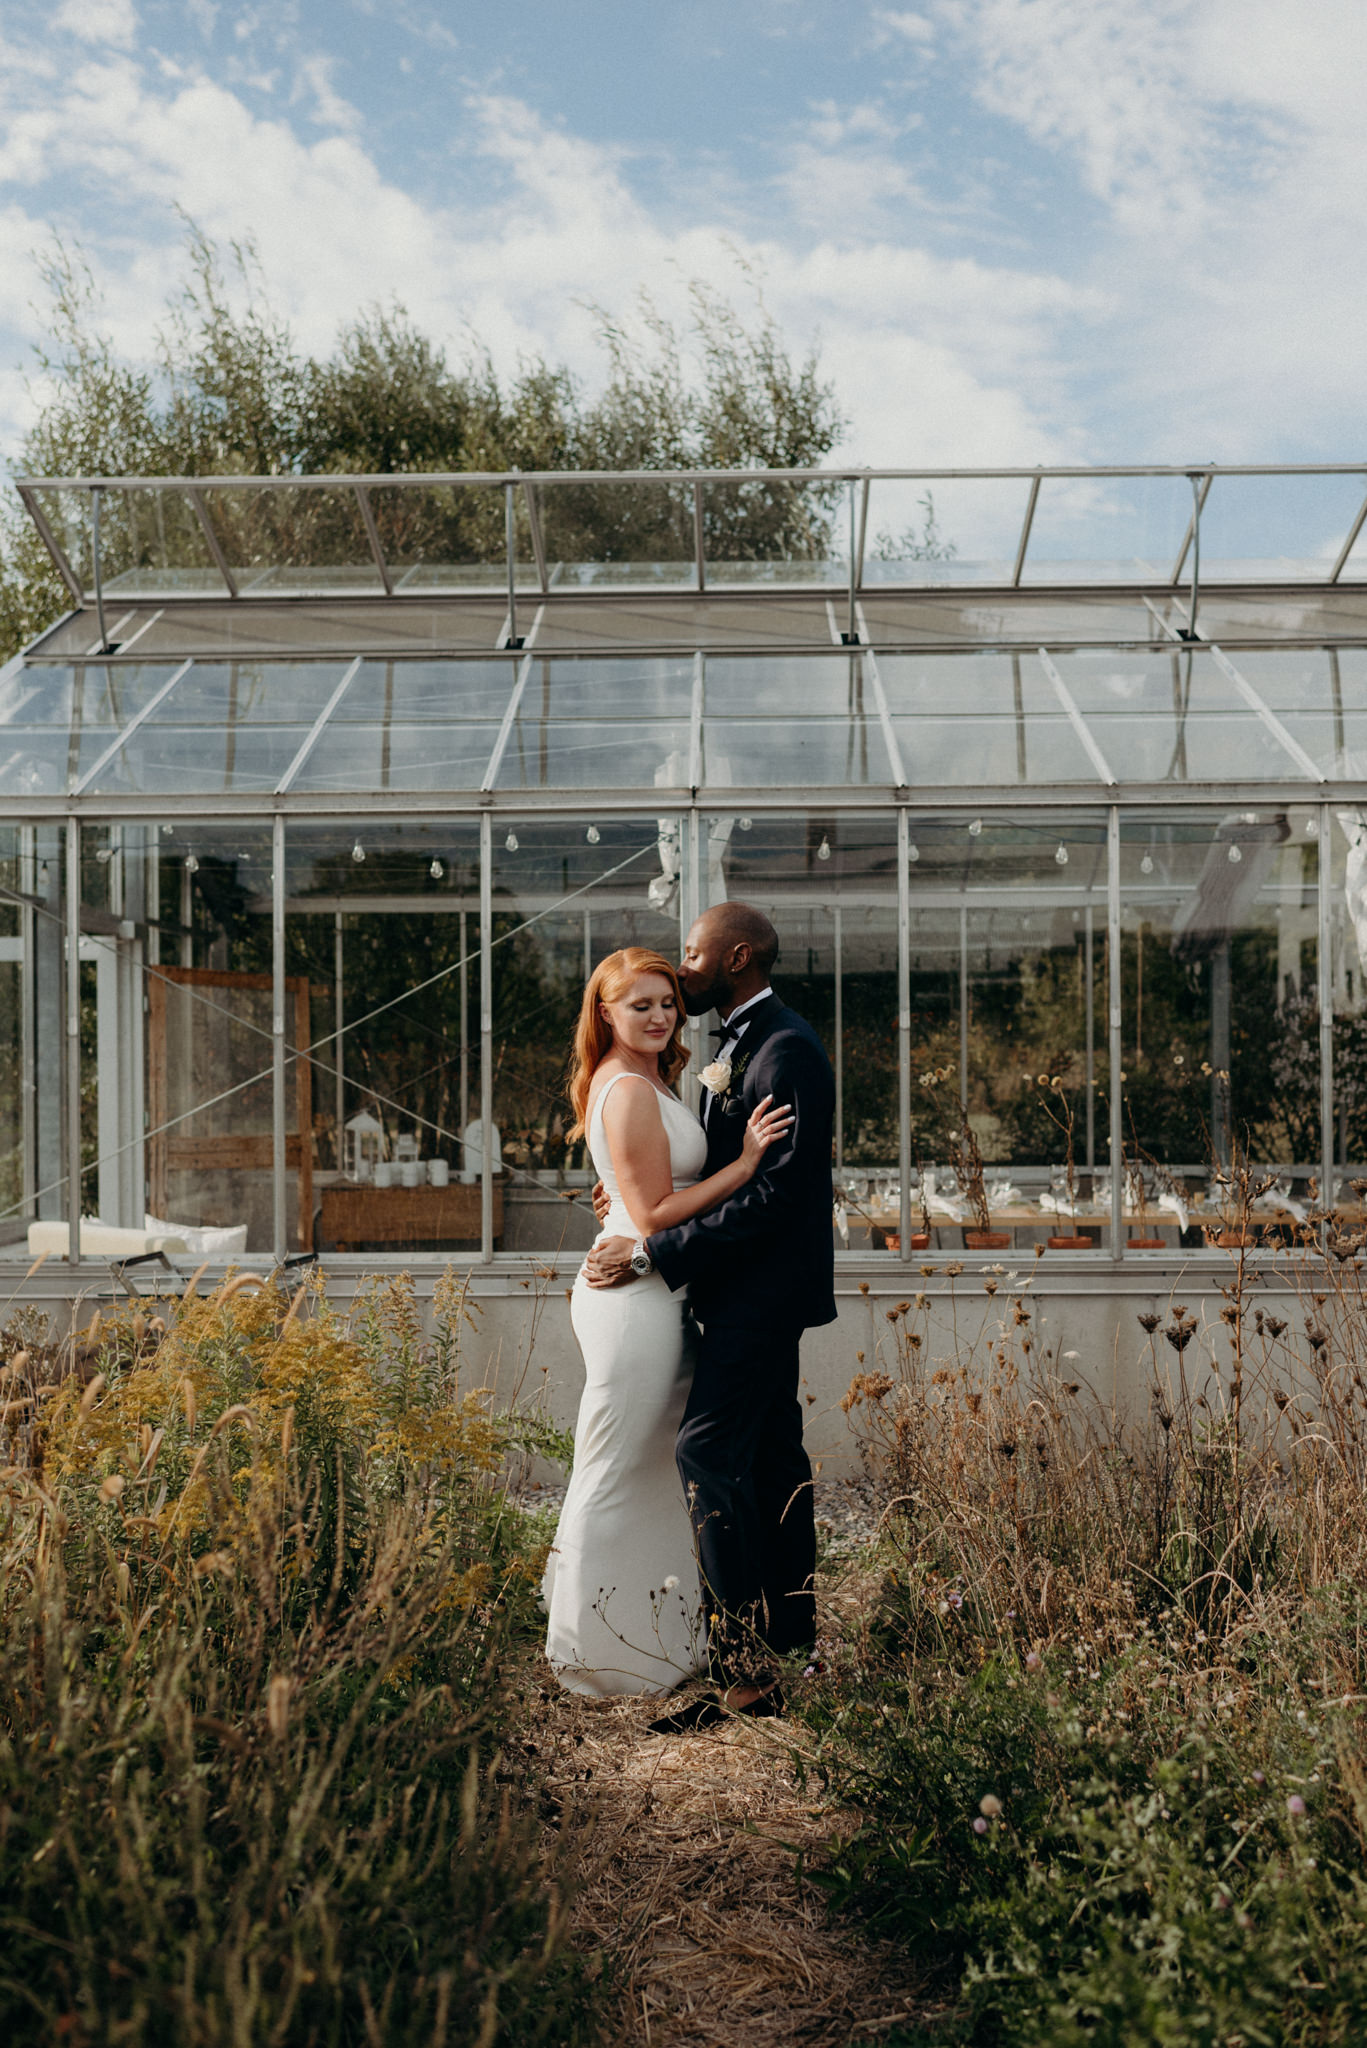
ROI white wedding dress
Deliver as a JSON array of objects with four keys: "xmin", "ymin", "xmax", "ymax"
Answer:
[{"xmin": 543, "ymin": 1072, "xmax": 708, "ymax": 1697}]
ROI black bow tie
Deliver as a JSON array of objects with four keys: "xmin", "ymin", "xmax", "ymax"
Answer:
[{"xmin": 711, "ymin": 1018, "xmax": 740, "ymax": 1042}]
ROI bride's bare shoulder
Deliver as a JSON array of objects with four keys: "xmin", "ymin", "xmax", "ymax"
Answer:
[{"xmin": 593, "ymin": 1066, "xmax": 666, "ymax": 1134}]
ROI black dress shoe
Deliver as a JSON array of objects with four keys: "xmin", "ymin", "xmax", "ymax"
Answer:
[{"xmin": 647, "ymin": 1684, "xmax": 784, "ymax": 1736}]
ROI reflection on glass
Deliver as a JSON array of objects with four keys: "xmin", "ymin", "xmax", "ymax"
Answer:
[
  {"xmin": 1224, "ymin": 648, "xmax": 1367, "ymax": 779},
  {"xmin": 497, "ymin": 657, "xmax": 694, "ymax": 790},
  {"xmin": 366, "ymin": 482, "xmax": 513, "ymax": 590},
  {"xmin": 200, "ymin": 485, "xmax": 383, "ymax": 593},
  {"xmin": 0, "ymin": 664, "xmax": 190, "ymax": 794},
  {"xmin": 1047, "ymin": 650, "xmax": 1312, "ymax": 783},
  {"xmin": 532, "ymin": 479, "xmax": 696, "ymax": 585},
  {"xmin": 1199, "ymin": 472, "xmax": 1367, "ymax": 582},
  {"xmin": 1119, "ymin": 810, "xmax": 1320, "ymax": 1241},
  {"xmin": 701, "ymin": 477, "xmax": 846, "ymax": 585},
  {"xmin": 294, "ymin": 657, "xmax": 518, "ymax": 793},
  {"xmin": 286, "ymin": 823, "xmax": 483, "ymax": 1250},
  {"xmin": 880, "ymin": 652, "xmax": 1101, "ymax": 786},
  {"xmin": 1020, "ymin": 474, "xmax": 1192, "ymax": 585},
  {"xmin": 861, "ymin": 477, "xmax": 1033, "ymax": 586},
  {"xmin": 906, "ymin": 816, "xmax": 1111, "ymax": 1248},
  {"xmin": 86, "ymin": 661, "xmax": 350, "ymax": 794},
  {"xmin": 702, "ymin": 655, "xmax": 891, "ymax": 785},
  {"xmin": 491, "ymin": 818, "xmax": 680, "ymax": 1249}
]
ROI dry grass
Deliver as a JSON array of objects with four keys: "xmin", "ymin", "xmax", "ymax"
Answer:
[{"xmin": 526, "ymin": 1656, "xmax": 934, "ymax": 2046}]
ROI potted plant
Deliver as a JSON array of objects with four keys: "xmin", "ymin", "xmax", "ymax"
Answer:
[
  {"xmin": 920, "ymin": 1065, "xmax": 1009, "ymax": 1251},
  {"xmin": 1030, "ymin": 1067, "xmax": 1094, "ymax": 1250}
]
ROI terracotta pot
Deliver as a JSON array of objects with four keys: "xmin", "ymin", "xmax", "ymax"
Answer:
[
  {"xmin": 1047, "ymin": 1234, "xmax": 1095, "ymax": 1250},
  {"xmin": 1127, "ymin": 1236, "xmax": 1167, "ymax": 1250},
  {"xmin": 879, "ymin": 1232, "xmax": 932, "ymax": 1255},
  {"xmin": 964, "ymin": 1229, "xmax": 1011, "ymax": 1250}
]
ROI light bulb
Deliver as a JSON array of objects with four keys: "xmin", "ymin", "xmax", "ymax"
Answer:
[
  {"xmin": 1054, "ymin": 843, "xmax": 1068, "ymax": 866},
  {"xmin": 908, "ymin": 843, "xmax": 920, "ymax": 862},
  {"xmin": 1227, "ymin": 844, "xmax": 1242, "ymax": 864},
  {"xmin": 161, "ymin": 824, "xmax": 174, "ymax": 837},
  {"xmin": 38, "ymin": 863, "xmax": 49, "ymax": 885},
  {"xmin": 429, "ymin": 859, "xmax": 444, "ymax": 880},
  {"xmin": 1140, "ymin": 851, "xmax": 1154, "ymax": 875},
  {"xmin": 352, "ymin": 840, "xmax": 365, "ymax": 863},
  {"xmin": 95, "ymin": 847, "xmax": 113, "ymax": 865},
  {"xmin": 1305, "ymin": 816, "xmax": 1318, "ymax": 836},
  {"xmin": 817, "ymin": 836, "xmax": 832, "ymax": 862},
  {"xmin": 738, "ymin": 817, "xmax": 752, "ymax": 831},
  {"xmin": 968, "ymin": 818, "xmax": 983, "ymax": 837},
  {"xmin": 586, "ymin": 824, "xmax": 600, "ymax": 845},
  {"xmin": 505, "ymin": 831, "xmax": 519, "ymax": 852},
  {"xmin": 185, "ymin": 854, "xmax": 199, "ymax": 874}
]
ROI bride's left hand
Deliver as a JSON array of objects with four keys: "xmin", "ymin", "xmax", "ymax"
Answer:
[{"xmin": 741, "ymin": 1094, "xmax": 794, "ymax": 1174}]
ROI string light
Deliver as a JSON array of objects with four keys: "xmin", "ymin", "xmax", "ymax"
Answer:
[
  {"xmin": 429, "ymin": 859, "xmax": 444, "ymax": 880},
  {"xmin": 505, "ymin": 831, "xmax": 519, "ymax": 852},
  {"xmin": 1140, "ymin": 851, "xmax": 1154, "ymax": 875},
  {"xmin": 817, "ymin": 836, "xmax": 832, "ymax": 862},
  {"xmin": 184, "ymin": 854, "xmax": 199, "ymax": 874},
  {"xmin": 1054, "ymin": 843, "xmax": 1069, "ymax": 866},
  {"xmin": 908, "ymin": 842, "xmax": 920, "ymax": 862},
  {"xmin": 351, "ymin": 840, "xmax": 365, "ymax": 863},
  {"xmin": 586, "ymin": 824, "xmax": 600, "ymax": 844},
  {"xmin": 968, "ymin": 818, "xmax": 983, "ymax": 837},
  {"xmin": 38, "ymin": 863, "xmax": 49, "ymax": 886},
  {"xmin": 1227, "ymin": 844, "xmax": 1243, "ymax": 864},
  {"xmin": 1305, "ymin": 816, "xmax": 1318, "ymax": 836},
  {"xmin": 738, "ymin": 817, "xmax": 752, "ymax": 831},
  {"xmin": 95, "ymin": 847, "xmax": 113, "ymax": 865}
]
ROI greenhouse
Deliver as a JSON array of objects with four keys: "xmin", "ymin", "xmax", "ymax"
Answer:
[{"xmin": 3, "ymin": 461, "xmax": 1367, "ymax": 1287}]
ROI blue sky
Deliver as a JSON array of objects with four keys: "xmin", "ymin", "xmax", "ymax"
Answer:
[{"xmin": 1, "ymin": 0, "xmax": 1365, "ymax": 471}]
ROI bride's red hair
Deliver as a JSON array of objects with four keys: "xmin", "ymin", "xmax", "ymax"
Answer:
[{"xmin": 568, "ymin": 947, "xmax": 690, "ymax": 1141}]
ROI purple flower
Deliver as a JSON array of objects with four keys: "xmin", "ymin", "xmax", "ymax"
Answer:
[
  {"xmin": 947, "ymin": 1590, "xmax": 964, "ymax": 1609},
  {"xmin": 1287, "ymin": 1794, "xmax": 1306, "ymax": 1816},
  {"xmin": 972, "ymin": 1817, "xmax": 988, "ymax": 1835},
  {"xmin": 1252, "ymin": 1771, "xmax": 1265, "ymax": 1785}
]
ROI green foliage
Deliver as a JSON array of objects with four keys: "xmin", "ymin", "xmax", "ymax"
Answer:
[{"xmin": 0, "ymin": 1273, "xmax": 590, "ymax": 2046}]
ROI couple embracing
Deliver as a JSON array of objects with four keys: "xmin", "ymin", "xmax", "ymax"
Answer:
[{"xmin": 542, "ymin": 902, "xmax": 835, "ymax": 1731}]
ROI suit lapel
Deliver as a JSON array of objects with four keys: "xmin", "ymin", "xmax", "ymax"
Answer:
[{"xmin": 701, "ymin": 994, "xmax": 785, "ymax": 1166}]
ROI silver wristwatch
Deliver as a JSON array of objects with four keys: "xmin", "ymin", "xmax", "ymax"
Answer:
[{"xmin": 630, "ymin": 1238, "xmax": 653, "ymax": 1277}]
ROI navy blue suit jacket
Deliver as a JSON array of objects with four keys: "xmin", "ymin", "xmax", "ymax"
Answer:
[{"xmin": 646, "ymin": 994, "xmax": 836, "ymax": 1332}]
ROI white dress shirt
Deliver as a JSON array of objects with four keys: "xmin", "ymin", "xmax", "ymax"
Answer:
[{"xmin": 701, "ymin": 987, "xmax": 773, "ymax": 1127}]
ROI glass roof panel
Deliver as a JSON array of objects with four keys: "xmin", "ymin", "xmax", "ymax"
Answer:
[
  {"xmin": 1046, "ymin": 649, "xmax": 1310, "ymax": 781},
  {"xmin": 330, "ymin": 659, "xmax": 520, "ymax": 722},
  {"xmin": 0, "ymin": 663, "xmax": 193, "ymax": 792},
  {"xmin": 532, "ymin": 479, "xmax": 695, "ymax": 587},
  {"xmin": 1197, "ymin": 472, "xmax": 1367, "ymax": 582},
  {"xmin": 879, "ymin": 651, "xmax": 1102, "ymax": 785},
  {"xmin": 293, "ymin": 723, "xmax": 502, "ymax": 793},
  {"xmin": 1019, "ymin": 474, "xmax": 1192, "ymax": 585},
  {"xmin": 366, "ymin": 482, "xmax": 514, "ymax": 592},
  {"xmin": 515, "ymin": 656, "xmax": 694, "ymax": 719},
  {"xmin": 200, "ymin": 485, "xmax": 383, "ymax": 595},
  {"xmin": 701, "ymin": 655, "xmax": 893, "ymax": 785},
  {"xmin": 701, "ymin": 478, "xmax": 846, "ymax": 586},
  {"xmin": 24, "ymin": 485, "xmax": 229, "ymax": 598},
  {"xmin": 498, "ymin": 721, "xmax": 692, "ymax": 791},
  {"xmin": 861, "ymin": 477, "xmax": 1035, "ymax": 587},
  {"xmin": 84, "ymin": 661, "xmax": 350, "ymax": 794},
  {"xmin": 1228, "ymin": 647, "xmax": 1367, "ymax": 776}
]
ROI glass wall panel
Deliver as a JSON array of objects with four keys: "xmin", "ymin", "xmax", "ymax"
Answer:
[
  {"xmin": 862, "ymin": 477, "xmax": 1033, "ymax": 586},
  {"xmin": 702, "ymin": 655, "xmax": 893, "ymax": 785},
  {"xmin": 1046, "ymin": 649, "xmax": 1313, "ymax": 783},
  {"xmin": 1199, "ymin": 472, "xmax": 1367, "ymax": 582},
  {"xmin": 701, "ymin": 810, "xmax": 898, "ymax": 1249},
  {"xmin": 904, "ymin": 815, "xmax": 1110, "ymax": 1248},
  {"xmin": 532, "ymin": 479, "xmax": 695, "ymax": 586},
  {"xmin": 495, "ymin": 656, "xmax": 695, "ymax": 791},
  {"xmin": 1119, "ymin": 808, "xmax": 1320, "ymax": 1246},
  {"xmin": 1020, "ymin": 474, "xmax": 1191, "ymax": 585},
  {"xmin": 490, "ymin": 816, "xmax": 683, "ymax": 1251},
  {"xmin": 880, "ymin": 652, "xmax": 1103, "ymax": 786},
  {"xmin": 0, "ymin": 830, "xmax": 24, "ymax": 1248},
  {"xmin": 285, "ymin": 822, "xmax": 483, "ymax": 1255},
  {"xmin": 86, "ymin": 661, "xmax": 352, "ymax": 795},
  {"xmin": 291, "ymin": 657, "xmax": 515, "ymax": 793},
  {"xmin": 93, "ymin": 486, "xmax": 227, "ymax": 597},
  {"xmin": 200, "ymin": 484, "xmax": 383, "ymax": 595},
  {"xmin": 1326, "ymin": 809, "xmax": 1367, "ymax": 1199},
  {"xmin": 701, "ymin": 477, "xmax": 846, "ymax": 585}
]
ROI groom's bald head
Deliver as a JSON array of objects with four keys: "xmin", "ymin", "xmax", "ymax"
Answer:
[{"xmin": 679, "ymin": 901, "xmax": 779, "ymax": 1016}]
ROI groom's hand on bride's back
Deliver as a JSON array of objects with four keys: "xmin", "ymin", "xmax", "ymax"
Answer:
[
  {"xmin": 590, "ymin": 1179, "xmax": 610, "ymax": 1225},
  {"xmin": 583, "ymin": 1235, "xmax": 636, "ymax": 1287}
]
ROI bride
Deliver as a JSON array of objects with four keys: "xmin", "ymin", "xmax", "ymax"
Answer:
[{"xmin": 542, "ymin": 946, "xmax": 791, "ymax": 1698}]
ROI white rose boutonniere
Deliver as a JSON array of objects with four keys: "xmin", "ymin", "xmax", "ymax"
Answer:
[{"xmin": 699, "ymin": 1057, "xmax": 733, "ymax": 1096}]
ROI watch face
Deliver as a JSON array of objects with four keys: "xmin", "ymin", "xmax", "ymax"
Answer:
[{"xmin": 631, "ymin": 1252, "xmax": 652, "ymax": 1274}]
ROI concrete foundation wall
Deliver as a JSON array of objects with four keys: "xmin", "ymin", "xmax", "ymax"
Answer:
[{"xmin": 12, "ymin": 1251, "xmax": 1322, "ymax": 1472}]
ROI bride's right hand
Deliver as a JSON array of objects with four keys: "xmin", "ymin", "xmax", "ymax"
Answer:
[{"xmin": 740, "ymin": 1094, "xmax": 795, "ymax": 1175}]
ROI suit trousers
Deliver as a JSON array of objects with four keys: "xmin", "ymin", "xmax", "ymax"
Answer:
[{"xmin": 675, "ymin": 1315, "xmax": 817, "ymax": 1686}]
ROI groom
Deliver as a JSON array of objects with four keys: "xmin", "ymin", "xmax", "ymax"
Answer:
[{"xmin": 584, "ymin": 901, "xmax": 836, "ymax": 1726}]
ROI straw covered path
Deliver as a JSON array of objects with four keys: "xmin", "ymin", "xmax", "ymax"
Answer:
[{"xmin": 522, "ymin": 1483, "xmax": 937, "ymax": 2047}]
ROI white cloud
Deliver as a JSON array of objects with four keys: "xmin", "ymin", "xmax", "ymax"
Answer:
[
  {"xmin": 53, "ymin": 0, "xmax": 138, "ymax": 48},
  {"xmin": 873, "ymin": 10, "xmax": 937, "ymax": 44}
]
